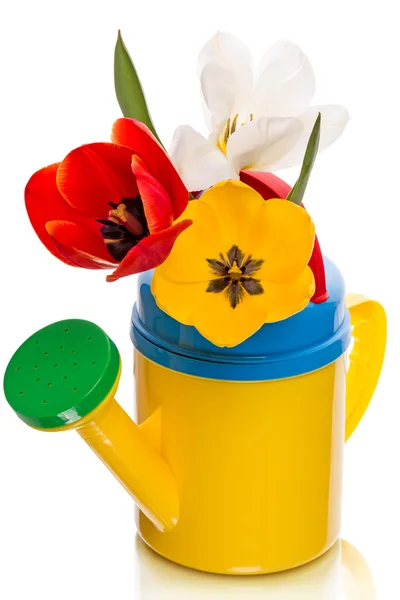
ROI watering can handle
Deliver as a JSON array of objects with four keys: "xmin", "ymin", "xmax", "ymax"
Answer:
[{"xmin": 345, "ymin": 294, "xmax": 387, "ymax": 441}]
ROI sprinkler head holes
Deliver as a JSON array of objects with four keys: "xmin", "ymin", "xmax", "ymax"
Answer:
[{"xmin": 3, "ymin": 319, "xmax": 120, "ymax": 429}]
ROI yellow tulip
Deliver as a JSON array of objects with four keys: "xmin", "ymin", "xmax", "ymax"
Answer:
[{"xmin": 152, "ymin": 180, "xmax": 316, "ymax": 348}]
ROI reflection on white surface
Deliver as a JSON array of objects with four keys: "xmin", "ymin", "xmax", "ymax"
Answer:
[{"xmin": 134, "ymin": 537, "xmax": 375, "ymax": 600}]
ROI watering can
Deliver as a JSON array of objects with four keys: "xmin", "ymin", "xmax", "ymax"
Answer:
[{"xmin": 3, "ymin": 257, "xmax": 386, "ymax": 575}]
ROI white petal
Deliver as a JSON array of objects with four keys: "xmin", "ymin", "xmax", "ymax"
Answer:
[
  {"xmin": 197, "ymin": 32, "xmax": 254, "ymax": 123},
  {"xmin": 226, "ymin": 117, "xmax": 304, "ymax": 173},
  {"xmin": 266, "ymin": 105, "xmax": 350, "ymax": 171},
  {"xmin": 254, "ymin": 41, "xmax": 316, "ymax": 117},
  {"xmin": 200, "ymin": 63, "xmax": 235, "ymax": 130},
  {"xmin": 169, "ymin": 125, "xmax": 238, "ymax": 191}
]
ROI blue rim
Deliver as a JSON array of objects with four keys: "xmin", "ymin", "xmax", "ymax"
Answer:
[
  {"xmin": 130, "ymin": 256, "xmax": 352, "ymax": 381},
  {"xmin": 131, "ymin": 308, "xmax": 351, "ymax": 382}
]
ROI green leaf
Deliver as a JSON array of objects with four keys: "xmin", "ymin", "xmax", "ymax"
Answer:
[
  {"xmin": 114, "ymin": 30, "xmax": 162, "ymax": 144},
  {"xmin": 287, "ymin": 113, "xmax": 321, "ymax": 206}
]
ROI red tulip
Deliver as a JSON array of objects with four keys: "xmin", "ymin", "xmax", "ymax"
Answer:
[{"xmin": 25, "ymin": 118, "xmax": 192, "ymax": 282}]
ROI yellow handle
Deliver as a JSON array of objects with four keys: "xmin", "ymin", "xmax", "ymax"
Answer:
[{"xmin": 345, "ymin": 294, "xmax": 387, "ymax": 441}]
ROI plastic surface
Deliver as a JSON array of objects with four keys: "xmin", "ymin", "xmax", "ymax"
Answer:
[
  {"xmin": 345, "ymin": 295, "xmax": 387, "ymax": 441},
  {"xmin": 131, "ymin": 257, "xmax": 351, "ymax": 381},
  {"xmin": 134, "ymin": 352, "xmax": 346, "ymax": 574},
  {"xmin": 129, "ymin": 276, "xmax": 387, "ymax": 573},
  {"xmin": 3, "ymin": 318, "xmax": 179, "ymax": 532},
  {"xmin": 3, "ymin": 275, "xmax": 386, "ymax": 575},
  {"xmin": 76, "ymin": 398, "xmax": 179, "ymax": 532},
  {"xmin": 3, "ymin": 319, "xmax": 120, "ymax": 428}
]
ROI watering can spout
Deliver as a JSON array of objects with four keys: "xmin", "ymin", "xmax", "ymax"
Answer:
[
  {"xmin": 3, "ymin": 319, "xmax": 179, "ymax": 533},
  {"xmin": 75, "ymin": 400, "xmax": 179, "ymax": 532}
]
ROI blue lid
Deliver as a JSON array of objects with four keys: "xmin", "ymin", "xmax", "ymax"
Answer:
[{"xmin": 130, "ymin": 257, "xmax": 351, "ymax": 381}]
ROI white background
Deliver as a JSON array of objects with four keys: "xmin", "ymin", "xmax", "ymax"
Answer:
[{"xmin": 0, "ymin": 1, "xmax": 399, "ymax": 598}]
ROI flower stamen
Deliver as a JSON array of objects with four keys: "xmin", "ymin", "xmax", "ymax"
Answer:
[
  {"xmin": 217, "ymin": 113, "xmax": 255, "ymax": 155},
  {"xmin": 228, "ymin": 261, "xmax": 242, "ymax": 281},
  {"xmin": 206, "ymin": 245, "xmax": 264, "ymax": 308},
  {"xmin": 230, "ymin": 113, "xmax": 239, "ymax": 134},
  {"xmin": 109, "ymin": 203, "xmax": 144, "ymax": 236},
  {"xmin": 97, "ymin": 196, "xmax": 149, "ymax": 262}
]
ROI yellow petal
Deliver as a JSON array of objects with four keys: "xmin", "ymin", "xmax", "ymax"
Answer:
[
  {"xmin": 151, "ymin": 274, "xmax": 206, "ymax": 325},
  {"xmin": 155, "ymin": 199, "xmax": 223, "ymax": 283},
  {"xmin": 152, "ymin": 183, "xmax": 316, "ymax": 348},
  {"xmin": 259, "ymin": 266, "xmax": 315, "ymax": 322},
  {"xmin": 200, "ymin": 180, "xmax": 265, "ymax": 250},
  {"xmin": 191, "ymin": 290, "xmax": 268, "ymax": 348},
  {"xmin": 246, "ymin": 199, "xmax": 315, "ymax": 283}
]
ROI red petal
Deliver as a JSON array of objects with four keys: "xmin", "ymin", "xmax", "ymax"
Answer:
[
  {"xmin": 301, "ymin": 212, "xmax": 328, "ymax": 304},
  {"xmin": 131, "ymin": 155, "xmax": 173, "ymax": 233},
  {"xmin": 46, "ymin": 221, "xmax": 117, "ymax": 269},
  {"xmin": 25, "ymin": 163, "xmax": 83, "ymax": 266},
  {"xmin": 240, "ymin": 171, "xmax": 291, "ymax": 199},
  {"xmin": 106, "ymin": 219, "xmax": 192, "ymax": 282},
  {"xmin": 56, "ymin": 143, "xmax": 138, "ymax": 216},
  {"xmin": 51, "ymin": 240, "xmax": 114, "ymax": 269},
  {"xmin": 111, "ymin": 118, "xmax": 189, "ymax": 220}
]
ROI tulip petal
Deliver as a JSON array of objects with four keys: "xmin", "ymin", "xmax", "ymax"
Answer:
[
  {"xmin": 111, "ymin": 118, "xmax": 189, "ymax": 220},
  {"xmin": 169, "ymin": 125, "xmax": 237, "ymax": 191},
  {"xmin": 192, "ymin": 289, "xmax": 268, "ymax": 348},
  {"xmin": 200, "ymin": 180, "xmax": 264, "ymax": 251},
  {"xmin": 200, "ymin": 62, "xmax": 235, "ymax": 131},
  {"xmin": 131, "ymin": 155, "xmax": 173, "ymax": 233},
  {"xmin": 153, "ymin": 268, "xmax": 269, "ymax": 347},
  {"xmin": 46, "ymin": 221, "xmax": 117, "ymax": 268},
  {"xmin": 226, "ymin": 116, "xmax": 304, "ymax": 173},
  {"xmin": 239, "ymin": 171, "xmax": 327, "ymax": 303},
  {"xmin": 197, "ymin": 32, "xmax": 254, "ymax": 122},
  {"xmin": 267, "ymin": 105, "xmax": 349, "ymax": 171},
  {"xmin": 57, "ymin": 143, "xmax": 137, "ymax": 217},
  {"xmin": 239, "ymin": 170, "xmax": 291, "ymax": 199},
  {"xmin": 106, "ymin": 219, "xmax": 192, "ymax": 282},
  {"xmin": 254, "ymin": 41, "xmax": 316, "ymax": 117},
  {"xmin": 50, "ymin": 241, "xmax": 115, "ymax": 270},
  {"xmin": 259, "ymin": 267, "xmax": 315, "ymax": 322},
  {"xmin": 152, "ymin": 277, "xmax": 206, "ymax": 326},
  {"xmin": 246, "ymin": 199, "xmax": 315, "ymax": 282},
  {"xmin": 25, "ymin": 163, "xmax": 84, "ymax": 267},
  {"xmin": 154, "ymin": 199, "xmax": 223, "ymax": 283}
]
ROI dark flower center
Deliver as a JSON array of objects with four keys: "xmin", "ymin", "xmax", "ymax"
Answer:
[
  {"xmin": 97, "ymin": 196, "xmax": 149, "ymax": 262},
  {"xmin": 206, "ymin": 245, "xmax": 264, "ymax": 309}
]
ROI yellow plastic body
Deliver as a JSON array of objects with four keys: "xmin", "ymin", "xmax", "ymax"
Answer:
[
  {"xmin": 132, "ymin": 294, "xmax": 386, "ymax": 574},
  {"xmin": 134, "ymin": 353, "xmax": 347, "ymax": 574},
  {"xmin": 52, "ymin": 295, "xmax": 386, "ymax": 575}
]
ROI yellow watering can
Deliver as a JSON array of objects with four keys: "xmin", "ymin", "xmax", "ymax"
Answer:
[{"xmin": 3, "ymin": 258, "xmax": 386, "ymax": 575}]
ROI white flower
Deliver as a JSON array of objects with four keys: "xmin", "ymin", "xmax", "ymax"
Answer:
[{"xmin": 170, "ymin": 32, "xmax": 349, "ymax": 191}]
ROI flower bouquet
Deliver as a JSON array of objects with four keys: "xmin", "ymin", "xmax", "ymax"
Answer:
[
  {"xmin": 24, "ymin": 31, "xmax": 350, "ymax": 346},
  {"xmin": 4, "ymin": 31, "xmax": 386, "ymax": 575}
]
